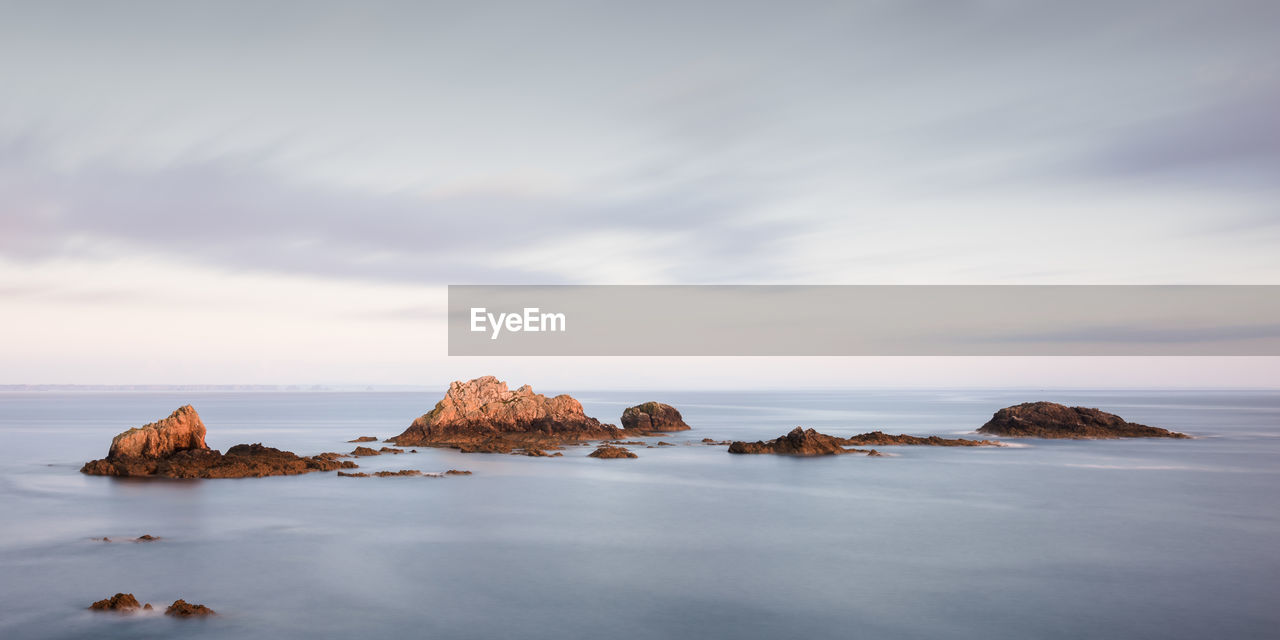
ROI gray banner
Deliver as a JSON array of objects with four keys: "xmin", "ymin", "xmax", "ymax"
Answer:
[{"xmin": 448, "ymin": 285, "xmax": 1280, "ymax": 356}]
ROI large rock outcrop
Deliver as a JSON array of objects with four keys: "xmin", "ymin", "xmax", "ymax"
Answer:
[
  {"xmin": 389, "ymin": 376, "xmax": 626, "ymax": 448},
  {"xmin": 106, "ymin": 405, "xmax": 208, "ymax": 459},
  {"xmin": 977, "ymin": 402, "xmax": 1190, "ymax": 439},
  {"xmin": 621, "ymin": 402, "xmax": 691, "ymax": 432},
  {"xmin": 728, "ymin": 427, "xmax": 874, "ymax": 456},
  {"xmin": 81, "ymin": 407, "xmax": 357, "ymax": 478}
]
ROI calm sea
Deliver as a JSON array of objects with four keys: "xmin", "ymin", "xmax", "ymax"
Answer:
[{"xmin": 0, "ymin": 389, "xmax": 1277, "ymax": 639}]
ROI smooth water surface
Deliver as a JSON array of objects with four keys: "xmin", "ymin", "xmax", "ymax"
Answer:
[{"xmin": 0, "ymin": 389, "xmax": 1277, "ymax": 639}]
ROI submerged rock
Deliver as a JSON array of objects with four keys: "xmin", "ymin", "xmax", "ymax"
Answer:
[
  {"xmin": 445, "ymin": 469, "xmax": 472, "ymax": 475},
  {"xmin": 389, "ymin": 376, "xmax": 626, "ymax": 449},
  {"xmin": 80, "ymin": 407, "xmax": 353, "ymax": 479},
  {"xmin": 165, "ymin": 599, "xmax": 215, "ymax": 617},
  {"xmin": 372, "ymin": 469, "xmax": 423, "ymax": 477},
  {"xmin": 347, "ymin": 436, "xmax": 378, "ymax": 443},
  {"xmin": 89, "ymin": 593, "xmax": 142, "ymax": 612},
  {"xmin": 728, "ymin": 427, "xmax": 872, "ymax": 456},
  {"xmin": 588, "ymin": 444, "xmax": 638, "ymax": 459},
  {"xmin": 621, "ymin": 402, "xmax": 691, "ymax": 432},
  {"xmin": 841, "ymin": 431, "xmax": 1004, "ymax": 447},
  {"xmin": 977, "ymin": 402, "xmax": 1190, "ymax": 439}
]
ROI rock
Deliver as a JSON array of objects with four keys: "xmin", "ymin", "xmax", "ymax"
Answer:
[
  {"xmin": 337, "ymin": 471, "xmax": 369, "ymax": 477},
  {"xmin": 518, "ymin": 447, "xmax": 550, "ymax": 457},
  {"xmin": 80, "ymin": 407, "xmax": 347, "ymax": 479},
  {"xmin": 621, "ymin": 402, "xmax": 691, "ymax": 432},
  {"xmin": 866, "ymin": 449, "xmax": 884, "ymax": 457},
  {"xmin": 728, "ymin": 427, "xmax": 872, "ymax": 456},
  {"xmin": 347, "ymin": 436, "xmax": 378, "ymax": 442},
  {"xmin": 107, "ymin": 405, "xmax": 209, "ymax": 460},
  {"xmin": 840, "ymin": 431, "xmax": 1004, "ymax": 447},
  {"xmin": 89, "ymin": 593, "xmax": 142, "ymax": 612},
  {"xmin": 378, "ymin": 447, "xmax": 405, "ymax": 454},
  {"xmin": 350, "ymin": 446, "xmax": 381, "ymax": 456},
  {"xmin": 701, "ymin": 438, "xmax": 731, "ymax": 446},
  {"xmin": 389, "ymin": 376, "xmax": 626, "ymax": 449},
  {"xmin": 372, "ymin": 469, "xmax": 423, "ymax": 477},
  {"xmin": 656, "ymin": 441, "xmax": 676, "ymax": 446},
  {"xmin": 588, "ymin": 444, "xmax": 638, "ymax": 459},
  {"xmin": 977, "ymin": 402, "xmax": 1191, "ymax": 439},
  {"xmin": 457, "ymin": 440, "xmax": 513, "ymax": 454},
  {"xmin": 135, "ymin": 535, "xmax": 159, "ymax": 542},
  {"xmin": 165, "ymin": 599, "xmax": 215, "ymax": 617},
  {"xmin": 445, "ymin": 469, "xmax": 472, "ymax": 475}
]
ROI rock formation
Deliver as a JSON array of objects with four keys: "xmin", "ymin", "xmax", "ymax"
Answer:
[
  {"xmin": 728, "ymin": 427, "xmax": 874, "ymax": 456},
  {"xmin": 81, "ymin": 406, "xmax": 357, "ymax": 478},
  {"xmin": 841, "ymin": 431, "xmax": 1004, "ymax": 447},
  {"xmin": 347, "ymin": 436, "xmax": 378, "ymax": 443},
  {"xmin": 89, "ymin": 593, "xmax": 142, "ymax": 612},
  {"xmin": 621, "ymin": 402, "xmax": 691, "ymax": 432},
  {"xmin": 389, "ymin": 376, "xmax": 626, "ymax": 449},
  {"xmin": 165, "ymin": 599, "xmax": 215, "ymax": 617},
  {"xmin": 977, "ymin": 402, "xmax": 1190, "ymax": 439},
  {"xmin": 106, "ymin": 405, "xmax": 208, "ymax": 459},
  {"xmin": 588, "ymin": 444, "xmax": 638, "ymax": 459}
]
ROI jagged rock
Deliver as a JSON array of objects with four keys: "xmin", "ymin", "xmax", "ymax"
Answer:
[
  {"xmin": 621, "ymin": 402, "xmax": 691, "ymax": 432},
  {"xmin": 107, "ymin": 405, "xmax": 208, "ymax": 459},
  {"xmin": 165, "ymin": 599, "xmax": 215, "ymax": 617},
  {"xmin": 347, "ymin": 436, "xmax": 378, "ymax": 443},
  {"xmin": 378, "ymin": 447, "xmax": 405, "ymax": 454},
  {"xmin": 841, "ymin": 431, "xmax": 1004, "ymax": 447},
  {"xmin": 978, "ymin": 402, "xmax": 1190, "ymax": 439},
  {"xmin": 728, "ymin": 427, "xmax": 872, "ymax": 456},
  {"xmin": 89, "ymin": 593, "xmax": 142, "ymax": 612},
  {"xmin": 350, "ymin": 446, "xmax": 380, "ymax": 456},
  {"xmin": 338, "ymin": 471, "xmax": 369, "ymax": 477},
  {"xmin": 589, "ymin": 444, "xmax": 638, "ymax": 459},
  {"xmin": 372, "ymin": 469, "xmax": 423, "ymax": 477},
  {"xmin": 80, "ymin": 406, "xmax": 352, "ymax": 478},
  {"xmin": 389, "ymin": 377, "xmax": 625, "ymax": 449}
]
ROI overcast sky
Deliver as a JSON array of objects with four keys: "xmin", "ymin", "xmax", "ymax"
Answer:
[{"xmin": 2, "ymin": 1, "xmax": 1278, "ymax": 387}]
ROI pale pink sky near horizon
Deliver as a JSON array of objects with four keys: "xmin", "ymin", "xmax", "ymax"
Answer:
[{"xmin": 2, "ymin": 2, "xmax": 1279, "ymax": 387}]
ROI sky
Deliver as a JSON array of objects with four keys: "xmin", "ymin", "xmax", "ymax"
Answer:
[{"xmin": 2, "ymin": 0, "xmax": 1279, "ymax": 387}]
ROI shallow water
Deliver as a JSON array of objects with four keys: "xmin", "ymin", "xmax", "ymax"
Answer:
[{"xmin": 1, "ymin": 389, "xmax": 1277, "ymax": 639}]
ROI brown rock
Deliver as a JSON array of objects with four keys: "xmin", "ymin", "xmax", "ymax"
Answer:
[
  {"xmin": 89, "ymin": 593, "xmax": 142, "ymax": 612},
  {"xmin": 347, "ymin": 436, "xmax": 378, "ymax": 443},
  {"xmin": 445, "ymin": 469, "xmax": 472, "ymax": 475},
  {"xmin": 621, "ymin": 402, "xmax": 691, "ymax": 432},
  {"xmin": 165, "ymin": 599, "xmax": 215, "ymax": 617},
  {"xmin": 728, "ymin": 427, "xmax": 871, "ymax": 456},
  {"xmin": 588, "ymin": 444, "xmax": 638, "ymax": 459},
  {"xmin": 350, "ymin": 446, "xmax": 381, "ymax": 457},
  {"xmin": 337, "ymin": 471, "xmax": 369, "ymax": 477},
  {"xmin": 107, "ymin": 405, "xmax": 209, "ymax": 460},
  {"xmin": 135, "ymin": 535, "xmax": 159, "ymax": 542},
  {"xmin": 372, "ymin": 469, "xmax": 423, "ymax": 477},
  {"xmin": 977, "ymin": 402, "xmax": 1191, "ymax": 439},
  {"xmin": 840, "ymin": 431, "xmax": 1004, "ymax": 447},
  {"xmin": 80, "ymin": 407, "xmax": 348, "ymax": 478},
  {"xmin": 378, "ymin": 447, "xmax": 405, "ymax": 454},
  {"xmin": 389, "ymin": 376, "xmax": 626, "ymax": 449}
]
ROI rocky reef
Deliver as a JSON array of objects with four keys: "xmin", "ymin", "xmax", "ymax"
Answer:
[
  {"xmin": 165, "ymin": 599, "xmax": 216, "ymax": 617},
  {"xmin": 728, "ymin": 427, "xmax": 874, "ymax": 456},
  {"xmin": 588, "ymin": 444, "xmax": 638, "ymax": 459},
  {"xmin": 389, "ymin": 376, "xmax": 627, "ymax": 449},
  {"xmin": 841, "ymin": 431, "xmax": 1003, "ymax": 447},
  {"xmin": 621, "ymin": 402, "xmax": 691, "ymax": 432},
  {"xmin": 978, "ymin": 402, "xmax": 1190, "ymax": 439},
  {"xmin": 88, "ymin": 593, "xmax": 145, "ymax": 612},
  {"xmin": 80, "ymin": 406, "xmax": 358, "ymax": 478}
]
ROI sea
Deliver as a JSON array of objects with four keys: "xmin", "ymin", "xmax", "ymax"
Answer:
[{"xmin": 0, "ymin": 389, "xmax": 1276, "ymax": 639}]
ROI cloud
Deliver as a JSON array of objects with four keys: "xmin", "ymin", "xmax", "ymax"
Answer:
[{"xmin": 0, "ymin": 137, "xmax": 790, "ymax": 285}]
